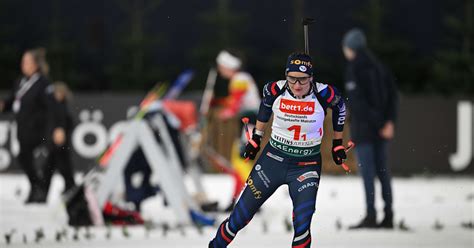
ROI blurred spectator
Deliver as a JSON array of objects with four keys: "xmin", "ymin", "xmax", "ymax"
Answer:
[
  {"xmin": 0, "ymin": 48, "xmax": 64, "ymax": 203},
  {"xmin": 342, "ymin": 28, "xmax": 399, "ymax": 229},
  {"xmin": 215, "ymin": 50, "xmax": 261, "ymax": 211},
  {"xmin": 216, "ymin": 50, "xmax": 260, "ymax": 122},
  {"xmin": 42, "ymin": 81, "xmax": 77, "ymax": 197}
]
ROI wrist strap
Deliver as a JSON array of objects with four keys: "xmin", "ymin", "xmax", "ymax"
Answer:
[
  {"xmin": 255, "ymin": 129, "xmax": 264, "ymax": 136},
  {"xmin": 332, "ymin": 139, "xmax": 343, "ymax": 146}
]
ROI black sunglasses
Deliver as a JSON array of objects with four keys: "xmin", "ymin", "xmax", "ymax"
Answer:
[{"xmin": 286, "ymin": 75, "xmax": 312, "ymax": 85}]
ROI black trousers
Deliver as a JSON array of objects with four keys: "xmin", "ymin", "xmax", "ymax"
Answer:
[
  {"xmin": 43, "ymin": 145, "xmax": 76, "ymax": 193},
  {"xmin": 18, "ymin": 141, "xmax": 43, "ymax": 190}
]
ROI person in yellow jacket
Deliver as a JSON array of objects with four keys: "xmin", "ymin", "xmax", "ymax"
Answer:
[{"xmin": 216, "ymin": 50, "xmax": 261, "ymax": 211}]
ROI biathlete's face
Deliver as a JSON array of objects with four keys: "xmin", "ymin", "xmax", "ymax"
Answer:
[{"xmin": 286, "ymin": 71, "xmax": 312, "ymax": 98}]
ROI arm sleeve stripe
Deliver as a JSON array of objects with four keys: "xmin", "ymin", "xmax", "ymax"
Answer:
[
  {"xmin": 326, "ymin": 85, "xmax": 335, "ymax": 103},
  {"xmin": 271, "ymin": 82, "xmax": 277, "ymax": 95}
]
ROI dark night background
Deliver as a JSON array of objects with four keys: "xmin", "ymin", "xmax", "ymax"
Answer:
[{"xmin": 0, "ymin": 0, "xmax": 472, "ymax": 95}]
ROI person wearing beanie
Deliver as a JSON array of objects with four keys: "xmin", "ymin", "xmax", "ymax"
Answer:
[
  {"xmin": 342, "ymin": 28, "xmax": 399, "ymax": 229},
  {"xmin": 342, "ymin": 28, "xmax": 367, "ymax": 52},
  {"xmin": 214, "ymin": 50, "xmax": 261, "ymax": 212},
  {"xmin": 209, "ymin": 52, "xmax": 348, "ymax": 247}
]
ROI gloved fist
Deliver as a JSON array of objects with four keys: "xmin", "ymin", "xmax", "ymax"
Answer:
[
  {"xmin": 332, "ymin": 139, "xmax": 347, "ymax": 165},
  {"xmin": 243, "ymin": 130, "xmax": 262, "ymax": 160}
]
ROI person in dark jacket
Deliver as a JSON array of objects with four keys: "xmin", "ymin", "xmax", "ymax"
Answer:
[
  {"xmin": 42, "ymin": 81, "xmax": 76, "ymax": 196},
  {"xmin": 342, "ymin": 28, "xmax": 399, "ymax": 229},
  {"xmin": 0, "ymin": 48, "xmax": 65, "ymax": 203}
]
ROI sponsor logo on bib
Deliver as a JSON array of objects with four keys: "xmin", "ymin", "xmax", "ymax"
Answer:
[
  {"xmin": 279, "ymin": 99, "xmax": 315, "ymax": 115},
  {"xmin": 298, "ymin": 181, "xmax": 318, "ymax": 192},
  {"xmin": 247, "ymin": 176, "xmax": 262, "ymax": 199},
  {"xmin": 297, "ymin": 171, "xmax": 319, "ymax": 182}
]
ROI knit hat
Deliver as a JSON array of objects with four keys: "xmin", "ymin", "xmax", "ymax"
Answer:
[
  {"xmin": 286, "ymin": 53, "xmax": 313, "ymax": 76},
  {"xmin": 342, "ymin": 28, "xmax": 367, "ymax": 51}
]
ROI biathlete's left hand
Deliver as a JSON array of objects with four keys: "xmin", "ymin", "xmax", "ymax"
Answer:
[{"xmin": 331, "ymin": 139, "xmax": 347, "ymax": 165}]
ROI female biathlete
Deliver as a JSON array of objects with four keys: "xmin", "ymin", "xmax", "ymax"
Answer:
[{"xmin": 209, "ymin": 52, "xmax": 348, "ymax": 248}]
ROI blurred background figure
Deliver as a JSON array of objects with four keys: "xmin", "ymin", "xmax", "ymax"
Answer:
[
  {"xmin": 42, "ymin": 81, "xmax": 77, "ymax": 198},
  {"xmin": 342, "ymin": 28, "xmax": 399, "ymax": 229},
  {"xmin": 215, "ymin": 50, "xmax": 260, "ymax": 122},
  {"xmin": 0, "ymin": 48, "xmax": 64, "ymax": 203},
  {"xmin": 215, "ymin": 49, "xmax": 261, "ymax": 211}
]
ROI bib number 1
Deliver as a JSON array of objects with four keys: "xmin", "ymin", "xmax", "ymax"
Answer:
[
  {"xmin": 288, "ymin": 125, "xmax": 323, "ymax": 141},
  {"xmin": 288, "ymin": 125, "xmax": 305, "ymax": 141}
]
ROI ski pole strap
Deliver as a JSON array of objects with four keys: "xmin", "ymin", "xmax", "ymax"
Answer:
[
  {"xmin": 333, "ymin": 145, "xmax": 345, "ymax": 152},
  {"xmin": 249, "ymin": 139, "xmax": 258, "ymax": 148}
]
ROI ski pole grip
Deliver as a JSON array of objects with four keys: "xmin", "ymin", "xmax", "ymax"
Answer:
[
  {"xmin": 346, "ymin": 140, "xmax": 355, "ymax": 153},
  {"xmin": 241, "ymin": 117, "xmax": 257, "ymax": 148}
]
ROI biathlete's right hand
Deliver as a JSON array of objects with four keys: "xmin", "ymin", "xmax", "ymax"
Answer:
[
  {"xmin": 331, "ymin": 139, "xmax": 347, "ymax": 165},
  {"xmin": 243, "ymin": 131, "xmax": 262, "ymax": 160}
]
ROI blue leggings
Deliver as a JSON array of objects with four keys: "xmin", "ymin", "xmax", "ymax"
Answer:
[{"xmin": 210, "ymin": 145, "xmax": 322, "ymax": 248}]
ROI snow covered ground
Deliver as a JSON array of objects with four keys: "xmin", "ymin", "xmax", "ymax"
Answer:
[{"xmin": 0, "ymin": 173, "xmax": 473, "ymax": 248}]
